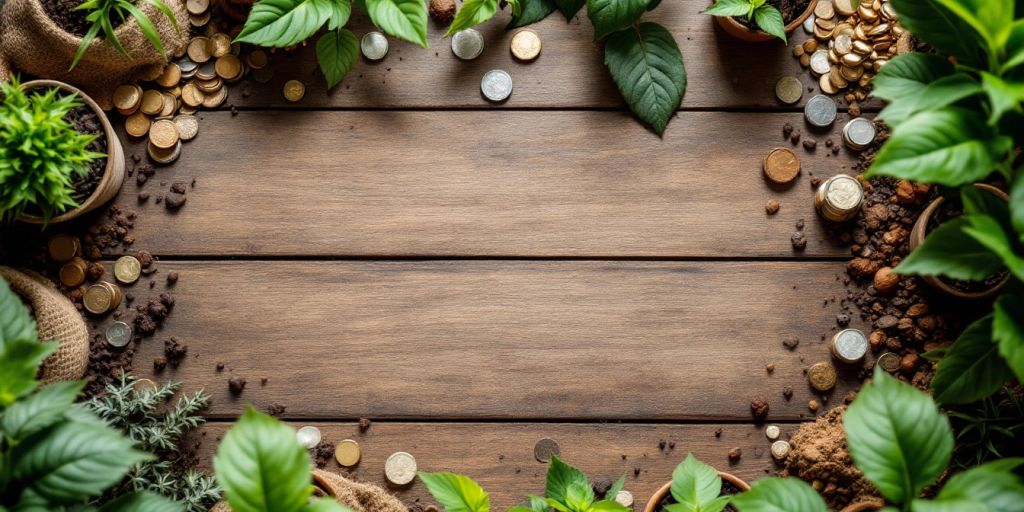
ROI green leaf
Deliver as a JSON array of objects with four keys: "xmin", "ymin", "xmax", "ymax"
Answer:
[
  {"xmin": 0, "ymin": 339, "xmax": 57, "ymax": 407},
  {"xmin": 877, "ymin": 72, "xmax": 981, "ymax": 127},
  {"xmin": 753, "ymin": 4, "xmax": 785, "ymax": 43},
  {"xmin": 994, "ymin": 294, "xmax": 1024, "ymax": 382},
  {"xmin": 910, "ymin": 499, "xmax": 989, "ymax": 512},
  {"xmin": 894, "ymin": 217, "xmax": 1004, "ymax": 281},
  {"xmin": 730, "ymin": 478, "xmax": 828, "ymax": 512},
  {"xmin": 964, "ymin": 214, "xmax": 1024, "ymax": 281},
  {"xmin": 234, "ymin": 0, "xmax": 336, "ymax": 47},
  {"xmin": 889, "ymin": 0, "xmax": 983, "ymax": 66},
  {"xmin": 552, "ymin": 0, "xmax": 585, "ymax": 20},
  {"xmin": 591, "ymin": 500, "xmax": 630, "ymax": 512},
  {"xmin": 587, "ymin": 0, "xmax": 648, "ymax": 41},
  {"xmin": 0, "ymin": 276, "xmax": 37, "ymax": 346},
  {"xmin": 316, "ymin": 28, "xmax": 360, "ymax": 89},
  {"xmin": 981, "ymin": 72, "xmax": 1024, "ymax": 124},
  {"xmin": 508, "ymin": 0, "xmax": 555, "ymax": 27},
  {"xmin": 364, "ymin": 0, "xmax": 429, "ymax": 47},
  {"xmin": 866, "ymin": 107, "xmax": 1013, "ymax": 186},
  {"xmin": 604, "ymin": 22, "xmax": 686, "ymax": 135},
  {"xmin": 1012, "ymin": 168, "xmax": 1024, "ymax": 240},
  {"xmin": 668, "ymin": 453, "xmax": 722, "ymax": 511},
  {"xmin": 418, "ymin": 472, "xmax": 490, "ymax": 512},
  {"xmin": 98, "ymin": 491, "xmax": 184, "ymax": 512},
  {"xmin": 702, "ymin": 0, "xmax": 751, "ymax": 17},
  {"xmin": 213, "ymin": 407, "xmax": 313, "ymax": 512},
  {"xmin": 445, "ymin": 0, "xmax": 499, "ymax": 36},
  {"xmin": 1, "ymin": 380, "xmax": 83, "ymax": 438},
  {"xmin": 872, "ymin": 54, "xmax": 955, "ymax": 101},
  {"xmin": 326, "ymin": 0, "xmax": 352, "ymax": 29},
  {"xmin": 1004, "ymin": 20, "xmax": 1024, "ymax": 72},
  {"xmin": 605, "ymin": 474, "xmax": 626, "ymax": 503},
  {"xmin": 302, "ymin": 499, "xmax": 353, "ymax": 512},
  {"xmin": 936, "ymin": 458, "xmax": 1024, "ymax": 512},
  {"xmin": 930, "ymin": 0, "xmax": 1012, "ymax": 54},
  {"xmin": 545, "ymin": 456, "xmax": 591, "ymax": 507},
  {"xmin": 931, "ymin": 315, "xmax": 1014, "ymax": 404},
  {"xmin": 845, "ymin": 367, "xmax": 953, "ymax": 504},
  {"xmin": 11, "ymin": 419, "xmax": 153, "ymax": 504}
]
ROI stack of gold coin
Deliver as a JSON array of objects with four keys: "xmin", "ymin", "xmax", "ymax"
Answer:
[
  {"xmin": 793, "ymin": 0, "xmax": 908, "ymax": 100},
  {"xmin": 83, "ymin": 282, "xmax": 122, "ymax": 315},
  {"xmin": 59, "ymin": 257, "xmax": 88, "ymax": 287},
  {"xmin": 47, "ymin": 234, "xmax": 80, "ymax": 262}
]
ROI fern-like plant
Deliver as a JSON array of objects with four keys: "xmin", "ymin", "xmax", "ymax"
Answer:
[
  {"xmin": 71, "ymin": 0, "xmax": 179, "ymax": 70},
  {"xmin": 0, "ymin": 76, "xmax": 104, "ymax": 224}
]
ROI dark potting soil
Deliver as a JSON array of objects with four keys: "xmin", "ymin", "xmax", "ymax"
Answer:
[
  {"xmin": 734, "ymin": 0, "xmax": 811, "ymax": 28},
  {"xmin": 68, "ymin": 106, "xmax": 108, "ymax": 204},
  {"xmin": 654, "ymin": 480, "xmax": 741, "ymax": 512},
  {"xmin": 41, "ymin": 0, "xmax": 96, "ymax": 37}
]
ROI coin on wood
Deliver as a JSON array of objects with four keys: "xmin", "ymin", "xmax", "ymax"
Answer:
[
  {"xmin": 174, "ymin": 115, "xmax": 200, "ymax": 141},
  {"xmin": 84, "ymin": 283, "xmax": 114, "ymax": 314},
  {"xmin": 114, "ymin": 255, "xmax": 142, "ymax": 284},
  {"xmin": 533, "ymin": 437, "xmax": 560, "ymax": 462},
  {"xmin": 47, "ymin": 234, "xmax": 80, "ymax": 262},
  {"xmin": 384, "ymin": 452, "xmax": 417, "ymax": 485},
  {"xmin": 510, "ymin": 29, "xmax": 542, "ymax": 61},
  {"xmin": 149, "ymin": 119, "xmax": 179, "ymax": 150},
  {"xmin": 334, "ymin": 439, "xmax": 362, "ymax": 467},
  {"xmin": 762, "ymin": 148, "xmax": 800, "ymax": 185},
  {"xmin": 808, "ymin": 362, "xmax": 837, "ymax": 391},
  {"xmin": 283, "ymin": 80, "xmax": 305, "ymax": 102}
]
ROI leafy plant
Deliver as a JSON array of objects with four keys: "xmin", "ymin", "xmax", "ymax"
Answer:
[
  {"xmin": 0, "ymin": 76, "xmax": 104, "ymax": 224},
  {"xmin": 86, "ymin": 374, "xmax": 221, "ymax": 512},
  {"xmin": 71, "ymin": 0, "xmax": 180, "ymax": 70},
  {"xmin": 213, "ymin": 407, "xmax": 350, "ymax": 512},
  {"xmin": 702, "ymin": 0, "xmax": 786, "ymax": 43},
  {"xmin": 660, "ymin": 453, "xmax": 730, "ymax": 512},
  {"xmin": 443, "ymin": 0, "xmax": 686, "ymax": 135},
  {"xmin": 235, "ymin": 0, "xmax": 426, "ymax": 89},
  {"xmin": 0, "ymin": 276, "xmax": 179, "ymax": 511},
  {"xmin": 865, "ymin": 0, "xmax": 1024, "ymax": 405},
  {"xmin": 948, "ymin": 385, "xmax": 1024, "ymax": 470}
]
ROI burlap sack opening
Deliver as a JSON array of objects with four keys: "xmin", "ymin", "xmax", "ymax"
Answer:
[
  {"xmin": 210, "ymin": 470, "xmax": 407, "ymax": 512},
  {"xmin": 0, "ymin": 0, "xmax": 189, "ymax": 109},
  {"xmin": 0, "ymin": 266, "xmax": 88, "ymax": 383}
]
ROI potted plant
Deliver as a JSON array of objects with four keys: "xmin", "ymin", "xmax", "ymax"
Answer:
[
  {"xmin": 0, "ymin": 77, "xmax": 125, "ymax": 225},
  {"xmin": 703, "ymin": 0, "xmax": 816, "ymax": 43},
  {"xmin": 643, "ymin": 454, "xmax": 750, "ymax": 512}
]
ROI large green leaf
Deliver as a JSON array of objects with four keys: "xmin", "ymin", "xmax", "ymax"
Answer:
[
  {"xmin": 1004, "ymin": 20, "xmax": 1024, "ymax": 71},
  {"xmin": 994, "ymin": 294, "xmax": 1024, "ymax": 382},
  {"xmin": 213, "ymin": 407, "xmax": 313, "ymax": 512},
  {"xmin": 730, "ymin": 478, "xmax": 828, "ymax": 512},
  {"xmin": 545, "ymin": 456, "xmax": 591, "ymax": 507},
  {"xmin": 667, "ymin": 453, "xmax": 722, "ymax": 511},
  {"xmin": 910, "ymin": 499, "xmax": 989, "ymax": 512},
  {"xmin": 604, "ymin": 22, "xmax": 686, "ymax": 135},
  {"xmin": 931, "ymin": 315, "xmax": 1014, "ymax": 403},
  {"xmin": 234, "ymin": 0, "xmax": 336, "ymax": 47},
  {"xmin": 702, "ymin": 0, "xmax": 751, "ymax": 17},
  {"xmin": 872, "ymin": 54, "xmax": 956, "ymax": 101},
  {"xmin": 964, "ymin": 214, "xmax": 1024, "ymax": 281},
  {"xmin": 98, "ymin": 491, "xmax": 184, "ymax": 512},
  {"xmin": 894, "ymin": 217, "xmax": 1004, "ymax": 280},
  {"xmin": 845, "ymin": 367, "xmax": 953, "ymax": 504},
  {"xmin": 316, "ymin": 28, "xmax": 360, "ymax": 89},
  {"xmin": 508, "ymin": 0, "xmax": 555, "ymax": 27},
  {"xmin": 418, "ymin": 472, "xmax": 491, "ymax": 512},
  {"xmin": 552, "ymin": 0, "xmax": 585, "ymax": 20},
  {"xmin": 876, "ymin": 72, "xmax": 981, "ymax": 127},
  {"xmin": 889, "ymin": 0, "xmax": 983, "ymax": 66},
  {"xmin": 588, "ymin": 0, "xmax": 648, "ymax": 40},
  {"xmin": 325, "ymin": 0, "xmax": 351, "ymax": 29},
  {"xmin": 0, "ymin": 339, "xmax": 57, "ymax": 407},
  {"xmin": 936, "ymin": 458, "xmax": 1024, "ymax": 512},
  {"xmin": 981, "ymin": 72, "xmax": 1024, "ymax": 124},
  {"xmin": 752, "ymin": 4, "xmax": 786, "ymax": 43},
  {"xmin": 11, "ymin": 419, "xmax": 153, "ymax": 504},
  {"xmin": 445, "ymin": 0, "xmax": 499, "ymax": 36},
  {"xmin": 0, "ymin": 275, "xmax": 37, "ymax": 346},
  {"xmin": 931, "ymin": 0, "xmax": 1012, "ymax": 53},
  {"xmin": 364, "ymin": 0, "xmax": 429, "ymax": 47},
  {"xmin": 1, "ymin": 380, "xmax": 83, "ymax": 439},
  {"xmin": 867, "ymin": 107, "xmax": 1013, "ymax": 186},
  {"xmin": 1012, "ymin": 167, "xmax": 1024, "ymax": 240}
]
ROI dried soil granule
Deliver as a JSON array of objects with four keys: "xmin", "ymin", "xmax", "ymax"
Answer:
[
  {"xmin": 228, "ymin": 376, "xmax": 247, "ymax": 395},
  {"xmin": 428, "ymin": 0, "xmax": 456, "ymax": 23},
  {"xmin": 765, "ymin": 199, "xmax": 781, "ymax": 215},
  {"xmin": 750, "ymin": 397, "xmax": 770, "ymax": 420}
]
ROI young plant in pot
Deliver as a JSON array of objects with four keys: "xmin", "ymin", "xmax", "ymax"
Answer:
[
  {"xmin": 864, "ymin": 0, "xmax": 1024, "ymax": 406},
  {"xmin": 702, "ymin": 0, "xmax": 815, "ymax": 43},
  {"xmin": 643, "ymin": 453, "xmax": 749, "ymax": 512},
  {"xmin": 0, "ymin": 77, "xmax": 125, "ymax": 225}
]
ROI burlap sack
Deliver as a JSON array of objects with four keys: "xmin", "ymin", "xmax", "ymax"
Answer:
[
  {"xmin": 0, "ymin": 266, "xmax": 88, "ymax": 383},
  {"xmin": 0, "ymin": 0, "xmax": 189, "ymax": 109},
  {"xmin": 210, "ymin": 470, "xmax": 407, "ymax": 512}
]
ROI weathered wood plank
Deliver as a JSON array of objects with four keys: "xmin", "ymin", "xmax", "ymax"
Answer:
[
  {"xmin": 222, "ymin": 3, "xmax": 874, "ymax": 110},
  {"xmin": 193, "ymin": 422, "xmax": 786, "ymax": 510},
  {"xmin": 114, "ymin": 110, "xmax": 864, "ymax": 257},
  {"xmin": 121, "ymin": 260, "xmax": 864, "ymax": 420}
]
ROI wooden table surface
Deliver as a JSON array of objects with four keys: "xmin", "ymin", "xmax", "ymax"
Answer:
[{"xmin": 106, "ymin": 3, "xmax": 872, "ymax": 508}]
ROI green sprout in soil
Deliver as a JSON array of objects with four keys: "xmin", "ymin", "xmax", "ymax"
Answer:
[
  {"xmin": 703, "ymin": 0, "xmax": 787, "ymax": 43},
  {"xmin": 0, "ymin": 76, "xmax": 103, "ymax": 224},
  {"xmin": 71, "ymin": 0, "xmax": 179, "ymax": 70}
]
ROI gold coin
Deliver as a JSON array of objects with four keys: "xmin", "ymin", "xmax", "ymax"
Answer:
[
  {"xmin": 510, "ymin": 29, "xmax": 542, "ymax": 61},
  {"xmin": 47, "ymin": 234, "xmax": 80, "ymax": 262},
  {"xmin": 155, "ymin": 63, "xmax": 181, "ymax": 88},
  {"xmin": 114, "ymin": 255, "xmax": 142, "ymax": 284},
  {"xmin": 140, "ymin": 89, "xmax": 164, "ymax": 115},
  {"xmin": 247, "ymin": 50, "xmax": 268, "ymax": 70},
  {"xmin": 828, "ymin": 67, "xmax": 849, "ymax": 89},
  {"xmin": 283, "ymin": 80, "xmax": 305, "ymax": 102},
  {"xmin": 139, "ymin": 63, "xmax": 165, "ymax": 81},
  {"xmin": 834, "ymin": 0, "xmax": 856, "ymax": 15},
  {"xmin": 180, "ymin": 104, "xmax": 198, "ymax": 115},
  {"xmin": 186, "ymin": 0, "xmax": 209, "ymax": 15},
  {"xmin": 808, "ymin": 362, "xmax": 838, "ymax": 391},
  {"xmin": 215, "ymin": 54, "xmax": 242, "ymax": 81},
  {"xmin": 84, "ymin": 283, "xmax": 114, "ymax": 314},
  {"xmin": 195, "ymin": 77, "xmax": 223, "ymax": 93},
  {"xmin": 149, "ymin": 119, "xmax": 180, "ymax": 149},
  {"xmin": 819, "ymin": 73, "xmax": 839, "ymax": 94},
  {"xmin": 762, "ymin": 147, "xmax": 800, "ymax": 184},
  {"xmin": 334, "ymin": 439, "xmax": 361, "ymax": 467},
  {"xmin": 148, "ymin": 140, "xmax": 181, "ymax": 164},
  {"xmin": 211, "ymin": 33, "xmax": 232, "ymax": 58},
  {"xmin": 202, "ymin": 87, "xmax": 228, "ymax": 108},
  {"xmin": 189, "ymin": 11, "xmax": 211, "ymax": 27},
  {"xmin": 196, "ymin": 61, "xmax": 217, "ymax": 81},
  {"xmin": 125, "ymin": 111, "xmax": 152, "ymax": 138},
  {"xmin": 877, "ymin": 352, "xmax": 900, "ymax": 372},
  {"xmin": 160, "ymin": 92, "xmax": 177, "ymax": 117},
  {"xmin": 181, "ymin": 82, "xmax": 206, "ymax": 107},
  {"xmin": 173, "ymin": 114, "xmax": 199, "ymax": 141},
  {"xmin": 112, "ymin": 84, "xmax": 141, "ymax": 111},
  {"xmin": 103, "ymin": 281, "xmax": 123, "ymax": 310},
  {"xmin": 188, "ymin": 37, "xmax": 213, "ymax": 63},
  {"xmin": 814, "ymin": 0, "xmax": 834, "ymax": 19},
  {"xmin": 59, "ymin": 258, "xmax": 87, "ymax": 287}
]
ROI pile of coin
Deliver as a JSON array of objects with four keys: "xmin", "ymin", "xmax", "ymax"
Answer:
[
  {"xmin": 792, "ymin": 0, "xmax": 910, "ymax": 97},
  {"xmin": 84, "ymin": 281, "xmax": 123, "ymax": 315}
]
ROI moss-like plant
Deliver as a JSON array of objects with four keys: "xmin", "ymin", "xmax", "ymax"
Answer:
[
  {"xmin": 0, "ymin": 76, "xmax": 104, "ymax": 224},
  {"xmin": 71, "ymin": 0, "xmax": 179, "ymax": 70}
]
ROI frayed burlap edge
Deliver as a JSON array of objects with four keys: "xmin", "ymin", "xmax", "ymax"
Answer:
[{"xmin": 210, "ymin": 470, "xmax": 407, "ymax": 512}]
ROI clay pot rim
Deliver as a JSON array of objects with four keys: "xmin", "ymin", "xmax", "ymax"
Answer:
[
  {"xmin": 908, "ymin": 183, "xmax": 1010, "ymax": 300},
  {"xmin": 17, "ymin": 80, "xmax": 118, "ymax": 225},
  {"xmin": 839, "ymin": 497, "xmax": 886, "ymax": 512},
  {"xmin": 643, "ymin": 471, "xmax": 751, "ymax": 512},
  {"xmin": 713, "ymin": 0, "xmax": 818, "ymax": 42}
]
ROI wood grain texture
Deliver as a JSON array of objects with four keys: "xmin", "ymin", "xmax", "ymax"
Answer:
[
  {"xmin": 222, "ymin": 3, "xmax": 879, "ymax": 110},
  {"xmin": 120, "ymin": 260, "xmax": 866, "ymax": 420},
  {"xmin": 114, "ymin": 110, "xmax": 865, "ymax": 258},
  {"xmin": 193, "ymin": 422, "xmax": 787, "ymax": 510}
]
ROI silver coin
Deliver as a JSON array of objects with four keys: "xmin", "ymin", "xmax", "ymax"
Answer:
[
  {"xmin": 809, "ymin": 50, "xmax": 831, "ymax": 76},
  {"xmin": 105, "ymin": 321, "xmax": 132, "ymax": 347},
  {"xmin": 825, "ymin": 175, "xmax": 864, "ymax": 210},
  {"xmin": 177, "ymin": 55, "xmax": 199, "ymax": 73},
  {"xmin": 614, "ymin": 490, "xmax": 634, "ymax": 507},
  {"xmin": 770, "ymin": 440, "xmax": 791, "ymax": 460},
  {"xmin": 804, "ymin": 94, "xmax": 837, "ymax": 127},
  {"xmin": 361, "ymin": 32, "xmax": 389, "ymax": 61},
  {"xmin": 384, "ymin": 451, "xmax": 417, "ymax": 485},
  {"xmin": 480, "ymin": 69, "xmax": 512, "ymax": 102},
  {"xmin": 451, "ymin": 29, "xmax": 484, "ymax": 60},
  {"xmin": 803, "ymin": 13, "xmax": 816, "ymax": 33},
  {"xmin": 833, "ymin": 328, "xmax": 869, "ymax": 363},
  {"xmin": 843, "ymin": 117, "xmax": 877, "ymax": 150},
  {"xmin": 765, "ymin": 425, "xmax": 781, "ymax": 440},
  {"xmin": 296, "ymin": 425, "xmax": 321, "ymax": 448}
]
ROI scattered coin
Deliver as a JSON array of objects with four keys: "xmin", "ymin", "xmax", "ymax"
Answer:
[
  {"xmin": 809, "ymin": 50, "xmax": 830, "ymax": 75},
  {"xmin": 296, "ymin": 426, "xmax": 322, "ymax": 448},
  {"xmin": 247, "ymin": 50, "xmax": 269, "ymax": 69},
  {"xmin": 84, "ymin": 283, "xmax": 115, "ymax": 315},
  {"xmin": 614, "ymin": 490, "xmax": 633, "ymax": 507},
  {"xmin": 188, "ymin": 37, "xmax": 213, "ymax": 63},
  {"xmin": 155, "ymin": 63, "xmax": 181, "ymax": 88},
  {"xmin": 190, "ymin": 10, "xmax": 211, "ymax": 27},
  {"xmin": 211, "ymin": 33, "xmax": 232, "ymax": 58},
  {"xmin": 832, "ymin": 328, "xmax": 869, "ymax": 363},
  {"xmin": 148, "ymin": 140, "xmax": 182, "ymax": 165},
  {"xmin": 141, "ymin": 89, "xmax": 164, "ymax": 115},
  {"xmin": 113, "ymin": 84, "xmax": 142, "ymax": 112},
  {"xmin": 762, "ymin": 147, "xmax": 801, "ymax": 185},
  {"xmin": 113, "ymin": 255, "xmax": 142, "ymax": 284},
  {"xmin": 533, "ymin": 437, "xmax": 560, "ymax": 462},
  {"xmin": 815, "ymin": 174, "xmax": 864, "ymax": 222},
  {"xmin": 877, "ymin": 352, "xmax": 901, "ymax": 373},
  {"xmin": 47, "ymin": 234, "xmax": 80, "ymax": 262},
  {"xmin": 59, "ymin": 258, "xmax": 87, "ymax": 287},
  {"xmin": 125, "ymin": 112, "xmax": 151, "ymax": 138},
  {"xmin": 283, "ymin": 80, "xmax": 305, "ymax": 102},
  {"xmin": 843, "ymin": 117, "xmax": 877, "ymax": 150},
  {"xmin": 186, "ymin": 0, "xmax": 209, "ymax": 15},
  {"xmin": 770, "ymin": 440, "xmax": 791, "ymax": 460},
  {"xmin": 384, "ymin": 451, "xmax": 417, "ymax": 485},
  {"xmin": 803, "ymin": 13, "xmax": 816, "ymax": 33},
  {"xmin": 480, "ymin": 69, "xmax": 513, "ymax": 102},
  {"xmin": 804, "ymin": 94, "xmax": 837, "ymax": 127},
  {"xmin": 132, "ymin": 378, "xmax": 158, "ymax": 393},
  {"xmin": 202, "ymin": 86, "xmax": 229, "ymax": 108},
  {"xmin": 774, "ymin": 76, "xmax": 803, "ymax": 104},
  {"xmin": 149, "ymin": 119, "xmax": 179, "ymax": 150},
  {"xmin": 174, "ymin": 115, "xmax": 199, "ymax": 141},
  {"xmin": 361, "ymin": 32, "xmax": 389, "ymax": 61},
  {"xmin": 335, "ymin": 439, "xmax": 362, "ymax": 467},
  {"xmin": 105, "ymin": 321, "xmax": 133, "ymax": 348},
  {"xmin": 451, "ymin": 29, "xmax": 485, "ymax": 60},
  {"xmin": 765, "ymin": 425, "xmax": 781, "ymax": 440},
  {"xmin": 510, "ymin": 29, "xmax": 542, "ymax": 61},
  {"xmin": 216, "ymin": 54, "xmax": 243, "ymax": 81},
  {"xmin": 808, "ymin": 362, "xmax": 838, "ymax": 392}
]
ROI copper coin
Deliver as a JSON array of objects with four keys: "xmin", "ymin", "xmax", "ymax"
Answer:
[
  {"xmin": 215, "ymin": 54, "xmax": 242, "ymax": 80},
  {"xmin": 533, "ymin": 437, "xmax": 560, "ymax": 462},
  {"xmin": 186, "ymin": 0, "xmax": 209, "ymax": 15},
  {"xmin": 202, "ymin": 87, "xmax": 228, "ymax": 108},
  {"xmin": 59, "ymin": 259, "xmax": 87, "ymax": 287},
  {"xmin": 155, "ymin": 63, "xmax": 181, "ymax": 88},
  {"xmin": 181, "ymin": 82, "xmax": 206, "ymax": 107},
  {"xmin": 149, "ymin": 119, "xmax": 179, "ymax": 149},
  {"xmin": 762, "ymin": 148, "xmax": 800, "ymax": 184},
  {"xmin": 247, "ymin": 50, "xmax": 268, "ymax": 70},
  {"xmin": 211, "ymin": 33, "xmax": 232, "ymax": 58},
  {"xmin": 283, "ymin": 80, "xmax": 305, "ymax": 102},
  {"xmin": 808, "ymin": 362, "xmax": 838, "ymax": 391},
  {"xmin": 140, "ymin": 90, "xmax": 164, "ymax": 115},
  {"xmin": 84, "ymin": 283, "xmax": 114, "ymax": 314},
  {"xmin": 877, "ymin": 352, "xmax": 900, "ymax": 372},
  {"xmin": 112, "ymin": 84, "xmax": 141, "ymax": 111},
  {"xmin": 188, "ymin": 37, "xmax": 213, "ymax": 63},
  {"xmin": 47, "ymin": 234, "xmax": 80, "ymax": 262},
  {"xmin": 125, "ymin": 112, "xmax": 151, "ymax": 138},
  {"xmin": 148, "ymin": 140, "xmax": 181, "ymax": 164},
  {"xmin": 159, "ymin": 92, "xmax": 176, "ymax": 118}
]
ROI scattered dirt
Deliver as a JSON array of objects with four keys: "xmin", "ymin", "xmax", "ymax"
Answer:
[
  {"xmin": 750, "ymin": 397, "xmax": 769, "ymax": 420},
  {"xmin": 428, "ymin": 0, "xmax": 456, "ymax": 23},
  {"xmin": 311, "ymin": 441, "xmax": 336, "ymax": 469},
  {"xmin": 728, "ymin": 447, "xmax": 742, "ymax": 463},
  {"xmin": 765, "ymin": 199, "xmax": 780, "ymax": 215},
  {"xmin": 228, "ymin": 375, "xmax": 247, "ymax": 395},
  {"xmin": 358, "ymin": 418, "xmax": 372, "ymax": 432}
]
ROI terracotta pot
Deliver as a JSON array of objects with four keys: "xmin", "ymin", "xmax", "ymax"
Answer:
[
  {"xmin": 17, "ymin": 80, "xmax": 125, "ymax": 225},
  {"xmin": 908, "ymin": 183, "xmax": 1010, "ymax": 300},
  {"xmin": 643, "ymin": 471, "xmax": 751, "ymax": 512},
  {"xmin": 713, "ymin": 0, "xmax": 818, "ymax": 42},
  {"xmin": 840, "ymin": 498, "xmax": 885, "ymax": 512}
]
